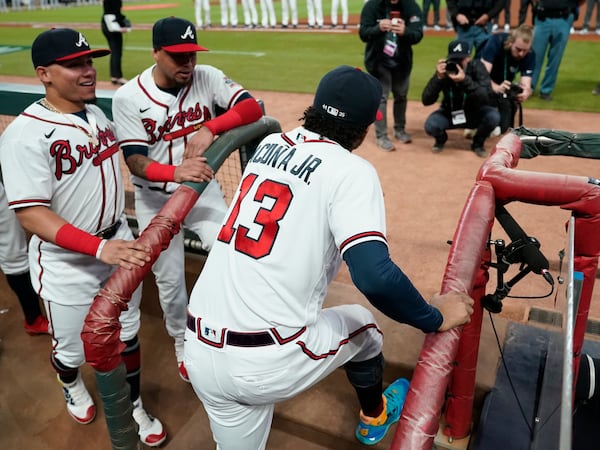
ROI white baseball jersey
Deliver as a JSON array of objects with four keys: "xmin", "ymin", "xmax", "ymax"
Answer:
[
  {"xmin": 188, "ymin": 126, "xmax": 387, "ymax": 331},
  {"xmin": 112, "ymin": 64, "xmax": 250, "ymax": 193},
  {"xmin": 0, "ymin": 181, "xmax": 29, "ymax": 275},
  {"xmin": 0, "ymin": 101, "xmax": 128, "ymax": 303}
]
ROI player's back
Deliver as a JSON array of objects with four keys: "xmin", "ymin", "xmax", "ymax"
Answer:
[{"xmin": 188, "ymin": 126, "xmax": 385, "ymax": 330}]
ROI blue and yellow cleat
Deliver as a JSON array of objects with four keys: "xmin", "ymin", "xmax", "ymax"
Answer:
[{"xmin": 355, "ymin": 377, "xmax": 410, "ymax": 446}]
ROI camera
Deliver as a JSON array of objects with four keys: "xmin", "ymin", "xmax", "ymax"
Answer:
[
  {"xmin": 445, "ymin": 60, "xmax": 459, "ymax": 75},
  {"xmin": 509, "ymin": 83, "xmax": 523, "ymax": 95}
]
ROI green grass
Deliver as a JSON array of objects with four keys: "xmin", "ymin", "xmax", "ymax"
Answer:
[{"xmin": 0, "ymin": 0, "xmax": 598, "ymax": 113}]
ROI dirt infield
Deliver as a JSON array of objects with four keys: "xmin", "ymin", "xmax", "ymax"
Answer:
[{"xmin": 2, "ymin": 74, "xmax": 600, "ymax": 323}]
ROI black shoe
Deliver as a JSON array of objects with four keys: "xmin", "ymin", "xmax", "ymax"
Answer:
[
  {"xmin": 539, "ymin": 92, "xmax": 553, "ymax": 101},
  {"xmin": 432, "ymin": 141, "xmax": 445, "ymax": 153},
  {"xmin": 111, "ymin": 77, "xmax": 127, "ymax": 86},
  {"xmin": 471, "ymin": 146, "xmax": 488, "ymax": 158}
]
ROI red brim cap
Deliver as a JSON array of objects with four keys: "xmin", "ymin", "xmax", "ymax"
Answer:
[
  {"xmin": 161, "ymin": 43, "xmax": 209, "ymax": 53},
  {"xmin": 55, "ymin": 48, "xmax": 111, "ymax": 62}
]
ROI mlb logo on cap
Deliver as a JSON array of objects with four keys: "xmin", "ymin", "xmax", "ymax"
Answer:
[{"xmin": 152, "ymin": 17, "xmax": 209, "ymax": 53}]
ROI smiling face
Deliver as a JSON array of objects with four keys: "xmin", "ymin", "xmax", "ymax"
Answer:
[
  {"xmin": 36, "ymin": 55, "xmax": 98, "ymax": 111},
  {"xmin": 152, "ymin": 48, "xmax": 197, "ymax": 89}
]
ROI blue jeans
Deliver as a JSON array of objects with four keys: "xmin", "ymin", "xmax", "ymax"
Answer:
[
  {"xmin": 424, "ymin": 106, "xmax": 500, "ymax": 148},
  {"xmin": 455, "ymin": 23, "xmax": 492, "ymax": 55},
  {"xmin": 531, "ymin": 14, "xmax": 574, "ymax": 95},
  {"xmin": 371, "ymin": 65, "xmax": 411, "ymax": 139}
]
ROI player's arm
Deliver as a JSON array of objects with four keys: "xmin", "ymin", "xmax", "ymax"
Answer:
[
  {"xmin": 14, "ymin": 205, "xmax": 150, "ymax": 269},
  {"xmin": 184, "ymin": 94, "xmax": 263, "ymax": 159},
  {"xmin": 122, "ymin": 144, "xmax": 214, "ymax": 184},
  {"xmin": 343, "ymin": 240, "xmax": 474, "ymax": 332}
]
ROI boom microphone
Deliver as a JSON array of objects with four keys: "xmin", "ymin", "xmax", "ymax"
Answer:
[{"xmin": 495, "ymin": 205, "xmax": 553, "ymax": 285}]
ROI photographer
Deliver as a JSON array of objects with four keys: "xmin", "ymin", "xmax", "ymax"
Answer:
[
  {"xmin": 480, "ymin": 24, "xmax": 535, "ymax": 133},
  {"xmin": 359, "ymin": 0, "xmax": 424, "ymax": 152},
  {"xmin": 422, "ymin": 39, "xmax": 499, "ymax": 157}
]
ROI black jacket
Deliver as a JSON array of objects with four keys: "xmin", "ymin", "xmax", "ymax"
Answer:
[
  {"xmin": 359, "ymin": 0, "xmax": 423, "ymax": 74},
  {"xmin": 421, "ymin": 59, "xmax": 494, "ymax": 114},
  {"xmin": 103, "ymin": 0, "xmax": 128, "ymax": 27}
]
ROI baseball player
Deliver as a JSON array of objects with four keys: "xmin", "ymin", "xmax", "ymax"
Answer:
[
  {"xmin": 111, "ymin": 16, "xmax": 263, "ymax": 382},
  {"xmin": 0, "ymin": 28, "xmax": 165, "ymax": 447},
  {"xmin": 0, "ymin": 181, "xmax": 49, "ymax": 335},
  {"xmin": 307, "ymin": 0, "xmax": 324, "ymax": 28},
  {"xmin": 183, "ymin": 66, "xmax": 474, "ymax": 449},
  {"xmin": 281, "ymin": 0, "xmax": 298, "ymax": 27},
  {"xmin": 259, "ymin": 0, "xmax": 277, "ymax": 28}
]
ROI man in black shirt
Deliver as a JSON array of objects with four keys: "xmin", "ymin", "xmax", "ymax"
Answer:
[{"xmin": 479, "ymin": 24, "xmax": 535, "ymax": 132}]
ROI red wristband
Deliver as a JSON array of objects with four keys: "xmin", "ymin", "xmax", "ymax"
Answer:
[
  {"xmin": 203, "ymin": 98, "xmax": 263, "ymax": 135},
  {"xmin": 55, "ymin": 223, "xmax": 102, "ymax": 258},
  {"xmin": 145, "ymin": 162, "xmax": 176, "ymax": 182}
]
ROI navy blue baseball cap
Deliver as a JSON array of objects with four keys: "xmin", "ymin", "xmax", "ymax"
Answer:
[
  {"xmin": 31, "ymin": 28, "xmax": 110, "ymax": 68},
  {"xmin": 152, "ymin": 17, "xmax": 208, "ymax": 53},
  {"xmin": 313, "ymin": 66, "xmax": 383, "ymax": 127},
  {"xmin": 447, "ymin": 39, "xmax": 471, "ymax": 61}
]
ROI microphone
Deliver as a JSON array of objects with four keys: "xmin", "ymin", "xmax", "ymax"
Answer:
[{"xmin": 495, "ymin": 205, "xmax": 553, "ymax": 284}]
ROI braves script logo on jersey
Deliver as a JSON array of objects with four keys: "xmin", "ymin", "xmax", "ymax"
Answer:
[
  {"xmin": 142, "ymin": 103, "xmax": 211, "ymax": 144},
  {"xmin": 49, "ymin": 125, "xmax": 118, "ymax": 180}
]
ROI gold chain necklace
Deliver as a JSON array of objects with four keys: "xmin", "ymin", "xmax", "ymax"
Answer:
[{"xmin": 40, "ymin": 98, "xmax": 99, "ymax": 146}]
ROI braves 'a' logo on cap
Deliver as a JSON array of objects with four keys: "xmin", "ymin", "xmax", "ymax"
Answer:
[
  {"xmin": 75, "ymin": 32, "xmax": 88, "ymax": 48},
  {"xmin": 181, "ymin": 25, "xmax": 195, "ymax": 40},
  {"xmin": 451, "ymin": 42, "xmax": 465, "ymax": 54}
]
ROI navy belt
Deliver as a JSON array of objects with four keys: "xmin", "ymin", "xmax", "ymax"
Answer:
[
  {"xmin": 186, "ymin": 312, "xmax": 275, "ymax": 347},
  {"xmin": 186, "ymin": 312, "xmax": 307, "ymax": 348},
  {"xmin": 133, "ymin": 183, "xmax": 172, "ymax": 195},
  {"xmin": 95, "ymin": 220, "xmax": 121, "ymax": 240}
]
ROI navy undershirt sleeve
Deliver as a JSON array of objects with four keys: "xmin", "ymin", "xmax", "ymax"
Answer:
[
  {"xmin": 343, "ymin": 240, "xmax": 443, "ymax": 333},
  {"xmin": 122, "ymin": 144, "xmax": 149, "ymax": 160}
]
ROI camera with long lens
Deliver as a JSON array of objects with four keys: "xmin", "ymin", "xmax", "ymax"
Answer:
[{"xmin": 445, "ymin": 60, "xmax": 459, "ymax": 75}]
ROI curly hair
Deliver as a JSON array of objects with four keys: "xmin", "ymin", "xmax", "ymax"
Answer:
[{"xmin": 301, "ymin": 106, "xmax": 369, "ymax": 152}]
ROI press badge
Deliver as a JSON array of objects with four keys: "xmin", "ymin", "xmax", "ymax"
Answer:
[
  {"xmin": 451, "ymin": 109, "xmax": 467, "ymax": 125},
  {"xmin": 383, "ymin": 39, "xmax": 397, "ymax": 57}
]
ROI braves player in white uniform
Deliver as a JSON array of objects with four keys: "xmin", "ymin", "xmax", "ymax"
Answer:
[
  {"xmin": 0, "ymin": 181, "xmax": 49, "ymax": 335},
  {"xmin": 112, "ymin": 17, "xmax": 263, "ymax": 382},
  {"xmin": 0, "ymin": 28, "xmax": 165, "ymax": 447},
  {"xmin": 184, "ymin": 66, "xmax": 474, "ymax": 449}
]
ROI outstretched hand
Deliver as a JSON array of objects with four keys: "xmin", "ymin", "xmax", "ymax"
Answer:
[{"xmin": 431, "ymin": 291, "xmax": 475, "ymax": 332}]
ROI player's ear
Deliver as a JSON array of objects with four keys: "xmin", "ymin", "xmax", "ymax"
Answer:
[{"xmin": 36, "ymin": 66, "xmax": 51, "ymax": 84}]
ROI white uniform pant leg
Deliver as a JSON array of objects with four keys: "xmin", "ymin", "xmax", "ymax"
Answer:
[
  {"xmin": 184, "ymin": 179, "xmax": 228, "ymax": 252},
  {"xmin": 267, "ymin": 0, "xmax": 276, "ymax": 25},
  {"xmin": 220, "ymin": 0, "xmax": 229, "ymax": 26},
  {"xmin": 341, "ymin": 0, "xmax": 348, "ymax": 24},
  {"xmin": 315, "ymin": 0, "xmax": 323, "ymax": 26},
  {"xmin": 0, "ymin": 184, "xmax": 29, "ymax": 275},
  {"xmin": 228, "ymin": 0, "xmax": 238, "ymax": 26},
  {"xmin": 195, "ymin": 0, "xmax": 203, "ymax": 26},
  {"xmin": 203, "ymin": 0, "xmax": 212, "ymax": 25},
  {"xmin": 331, "ymin": 0, "xmax": 339, "ymax": 25},
  {"xmin": 281, "ymin": 0, "xmax": 289, "ymax": 25},
  {"xmin": 306, "ymin": 0, "xmax": 315, "ymax": 26},
  {"xmin": 290, "ymin": 0, "xmax": 298, "ymax": 25},
  {"xmin": 134, "ymin": 189, "xmax": 187, "ymax": 348},
  {"xmin": 184, "ymin": 304, "xmax": 382, "ymax": 449}
]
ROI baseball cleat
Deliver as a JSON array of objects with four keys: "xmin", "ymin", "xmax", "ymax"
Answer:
[
  {"xmin": 178, "ymin": 361, "xmax": 190, "ymax": 383},
  {"xmin": 57, "ymin": 372, "xmax": 96, "ymax": 424},
  {"xmin": 24, "ymin": 315, "xmax": 50, "ymax": 335},
  {"xmin": 355, "ymin": 377, "xmax": 409, "ymax": 445},
  {"xmin": 133, "ymin": 398, "xmax": 167, "ymax": 447}
]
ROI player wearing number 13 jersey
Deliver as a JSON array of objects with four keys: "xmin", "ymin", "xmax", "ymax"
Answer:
[
  {"xmin": 184, "ymin": 66, "xmax": 474, "ymax": 449},
  {"xmin": 112, "ymin": 17, "xmax": 263, "ymax": 381}
]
